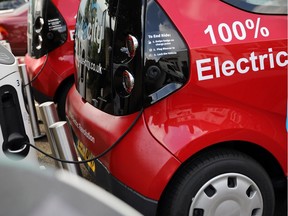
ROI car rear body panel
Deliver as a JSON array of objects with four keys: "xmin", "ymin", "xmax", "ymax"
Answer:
[
  {"xmin": 25, "ymin": 0, "xmax": 79, "ymax": 101},
  {"xmin": 66, "ymin": 0, "xmax": 287, "ymax": 215}
]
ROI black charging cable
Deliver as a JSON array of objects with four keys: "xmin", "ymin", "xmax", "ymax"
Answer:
[
  {"xmin": 23, "ymin": 54, "xmax": 49, "ymax": 87},
  {"xmin": 26, "ymin": 108, "xmax": 144, "ymax": 164}
]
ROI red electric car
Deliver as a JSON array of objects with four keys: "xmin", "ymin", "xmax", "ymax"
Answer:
[
  {"xmin": 25, "ymin": 0, "xmax": 80, "ymax": 120},
  {"xmin": 0, "ymin": 2, "xmax": 28, "ymax": 56},
  {"xmin": 66, "ymin": 0, "xmax": 287, "ymax": 215}
]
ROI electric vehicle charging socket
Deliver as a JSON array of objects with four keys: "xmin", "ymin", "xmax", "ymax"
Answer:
[{"xmin": 0, "ymin": 44, "xmax": 38, "ymax": 164}]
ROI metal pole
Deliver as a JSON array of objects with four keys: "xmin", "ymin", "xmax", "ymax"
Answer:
[
  {"xmin": 18, "ymin": 64, "xmax": 44, "ymax": 139},
  {"xmin": 38, "ymin": 101, "xmax": 62, "ymax": 168},
  {"xmin": 49, "ymin": 121, "xmax": 82, "ymax": 176}
]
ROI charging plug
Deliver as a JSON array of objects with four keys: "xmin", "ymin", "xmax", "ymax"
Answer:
[{"xmin": 2, "ymin": 132, "xmax": 30, "ymax": 160}]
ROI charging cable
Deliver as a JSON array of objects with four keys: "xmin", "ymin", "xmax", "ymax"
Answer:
[
  {"xmin": 23, "ymin": 53, "xmax": 49, "ymax": 87},
  {"xmin": 26, "ymin": 108, "xmax": 144, "ymax": 164}
]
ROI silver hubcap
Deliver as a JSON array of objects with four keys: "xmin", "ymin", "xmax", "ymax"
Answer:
[{"xmin": 189, "ymin": 173, "xmax": 263, "ymax": 216}]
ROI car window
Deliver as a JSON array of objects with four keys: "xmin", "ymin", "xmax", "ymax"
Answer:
[
  {"xmin": 221, "ymin": 0, "xmax": 287, "ymax": 14},
  {"xmin": 0, "ymin": 0, "xmax": 26, "ymax": 10}
]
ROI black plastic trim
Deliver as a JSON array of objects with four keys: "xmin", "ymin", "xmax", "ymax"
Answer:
[{"xmin": 87, "ymin": 159, "xmax": 158, "ymax": 216}]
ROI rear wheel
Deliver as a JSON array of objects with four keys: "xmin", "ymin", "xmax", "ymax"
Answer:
[{"xmin": 158, "ymin": 149, "xmax": 275, "ymax": 216}]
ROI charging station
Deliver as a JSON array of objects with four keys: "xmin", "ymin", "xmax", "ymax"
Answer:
[{"xmin": 0, "ymin": 44, "xmax": 37, "ymax": 163}]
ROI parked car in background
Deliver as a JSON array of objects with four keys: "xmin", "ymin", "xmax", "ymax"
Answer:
[
  {"xmin": 66, "ymin": 0, "xmax": 287, "ymax": 215},
  {"xmin": 25, "ymin": 0, "xmax": 80, "ymax": 120},
  {"xmin": 0, "ymin": 0, "xmax": 27, "ymax": 11},
  {"xmin": 0, "ymin": 2, "xmax": 28, "ymax": 56}
]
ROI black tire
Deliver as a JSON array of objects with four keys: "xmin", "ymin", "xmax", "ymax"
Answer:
[
  {"xmin": 55, "ymin": 81, "xmax": 73, "ymax": 121},
  {"xmin": 158, "ymin": 148, "xmax": 275, "ymax": 216}
]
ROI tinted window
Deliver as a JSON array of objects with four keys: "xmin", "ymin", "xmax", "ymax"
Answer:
[
  {"xmin": 75, "ymin": 0, "xmax": 143, "ymax": 115},
  {"xmin": 0, "ymin": 0, "xmax": 26, "ymax": 10},
  {"xmin": 222, "ymin": 0, "xmax": 287, "ymax": 14}
]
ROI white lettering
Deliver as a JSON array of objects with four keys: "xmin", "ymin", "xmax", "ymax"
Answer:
[
  {"xmin": 70, "ymin": 30, "xmax": 75, "ymax": 41},
  {"xmin": 249, "ymin": 52, "xmax": 259, "ymax": 72},
  {"xmin": 268, "ymin": 48, "xmax": 275, "ymax": 68},
  {"xmin": 236, "ymin": 58, "xmax": 249, "ymax": 74},
  {"xmin": 196, "ymin": 48, "xmax": 287, "ymax": 81},
  {"xmin": 69, "ymin": 112, "xmax": 95, "ymax": 143},
  {"xmin": 276, "ymin": 51, "xmax": 288, "ymax": 67},
  {"xmin": 196, "ymin": 58, "xmax": 214, "ymax": 81},
  {"xmin": 259, "ymin": 54, "xmax": 268, "ymax": 70},
  {"xmin": 214, "ymin": 57, "xmax": 221, "ymax": 78},
  {"xmin": 222, "ymin": 60, "xmax": 235, "ymax": 76}
]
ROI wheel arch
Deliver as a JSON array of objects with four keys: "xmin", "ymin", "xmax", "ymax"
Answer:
[
  {"xmin": 53, "ymin": 75, "xmax": 74, "ymax": 103},
  {"xmin": 53, "ymin": 75, "xmax": 74, "ymax": 120},
  {"xmin": 158, "ymin": 141, "xmax": 286, "ymax": 212},
  {"xmin": 225, "ymin": 141, "xmax": 286, "ymax": 187}
]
